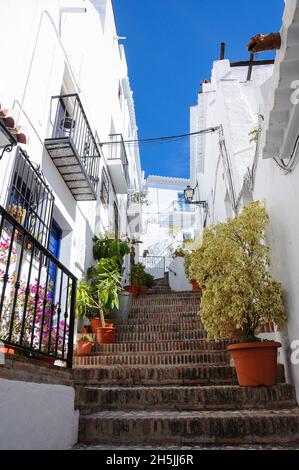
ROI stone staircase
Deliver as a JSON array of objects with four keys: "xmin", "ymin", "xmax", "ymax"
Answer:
[{"xmin": 74, "ymin": 276, "xmax": 299, "ymax": 447}]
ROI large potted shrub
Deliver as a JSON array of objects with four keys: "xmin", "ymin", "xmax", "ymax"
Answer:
[{"xmin": 187, "ymin": 201, "xmax": 287, "ymax": 386}]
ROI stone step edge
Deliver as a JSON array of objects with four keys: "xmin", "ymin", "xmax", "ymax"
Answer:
[{"xmin": 74, "ymin": 350, "xmax": 229, "ymax": 357}]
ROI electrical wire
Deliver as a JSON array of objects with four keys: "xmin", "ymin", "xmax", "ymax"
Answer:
[{"xmin": 100, "ymin": 127, "xmax": 219, "ymax": 147}]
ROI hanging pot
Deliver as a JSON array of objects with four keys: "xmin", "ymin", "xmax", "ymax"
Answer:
[{"xmin": 227, "ymin": 341, "xmax": 281, "ymax": 386}]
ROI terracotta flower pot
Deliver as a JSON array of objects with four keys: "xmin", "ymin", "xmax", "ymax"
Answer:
[
  {"xmin": 191, "ymin": 280, "xmax": 202, "ymax": 292},
  {"xmin": 247, "ymin": 32, "xmax": 281, "ymax": 53},
  {"xmin": 90, "ymin": 319, "xmax": 102, "ymax": 333},
  {"xmin": 77, "ymin": 341, "xmax": 92, "ymax": 356},
  {"xmin": 124, "ymin": 285, "xmax": 139, "ymax": 297},
  {"xmin": 227, "ymin": 341, "xmax": 281, "ymax": 386},
  {"xmin": 2, "ymin": 346, "xmax": 15, "ymax": 355},
  {"xmin": 138, "ymin": 287, "xmax": 149, "ymax": 296},
  {"xmin": 96, "ymin": 326, "xmax": 116, "ymax": 344}
]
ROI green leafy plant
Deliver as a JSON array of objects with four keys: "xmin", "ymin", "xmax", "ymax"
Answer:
[
  {"xmin": 76, "ymin": 258, "xmax": 122, "ymax": 327},
  {"xmin": 80, "ymin": 333, "xmax": 93, "ymax": 342},
  {"xmin": 186, "ymin": 201, "xmax": 287, "ymax": 341},
  {"xmin": 92, "ymin": 233, "xmax": 130, "ymax": 272},
  {"xmin": 130, "ymin": 192, "xmax": 150, "ymax": 206},
  {"xmin": 131, "ymin": 263, "xmax": 155, "ymax": 288}
]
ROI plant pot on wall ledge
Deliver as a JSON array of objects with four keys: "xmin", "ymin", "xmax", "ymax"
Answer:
[
  {"xmin": 2, "ymin": 346, "xmax": 15, "ymax": 356},
  {"xmin": 247, "ymin": 32, "xmax": 281, "ymax": 53},
  {"xmin": 227, "ymin": 341, "xmax": 281, "ymax": 386}
]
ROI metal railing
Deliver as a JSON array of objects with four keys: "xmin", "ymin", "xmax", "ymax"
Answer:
[
  {"xmin": 109, "ymin": 134, "xmax": 129, "ymax": 185},
  {"xmin": 0, "ymin": 205, "xmax": 76, "ymax": 367},
  {"xmin": 140, "ymin": 256, "xmax": 165, "ymax": 271},
  {"xmin": 51, "ymin": 93, "xmax": 101, "ymax": 193},
  {"xmin": 171, "ymin": 200, "xmax": 196, "ymax": 213},
  {"xmin": 6, "ymin": 147, "xmax": 54, "ymax": 249}
]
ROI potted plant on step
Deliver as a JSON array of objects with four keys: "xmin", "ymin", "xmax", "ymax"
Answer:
[
  {"xmin": 76, "ymin": 258, "xmax": 122, "ymax": 343},
  {"xmin": 186, "ymin": 201, "xmax": 287, "ymax": 386},
  {"xmin": 76, "ymin": 332, "xmax": 93, "ymax": 355},
  {"xmin": 131, "ymin": 263, "xmax": 155, "ymax": 296}
]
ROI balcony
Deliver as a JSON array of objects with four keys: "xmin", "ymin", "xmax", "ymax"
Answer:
[
  {"xmin": 44, "ymin": 94, "xmax": 101, "ymax": 201},
  {"xmin": 107, "ymin": 134, "xmax": 129, "ymax": 194}
]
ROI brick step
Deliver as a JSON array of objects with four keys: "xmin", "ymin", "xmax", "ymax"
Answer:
[
  {"xmin": 78, "ymin": 408, "xmax": 299, "ymax": 446},
  {"xmin": 74, "ymin": 351, "xmax": 229, "ymax": 367},
  {"xmin": 127, "ymin": 313, "xmax": 200, "ymax": 323},
  {"xmin": 91, "ymin": 339, "xmax": 238, "ymax": 353},
  {"xmin": 115, "ymin": 330, "xmax": 207, "ymax": 342},
  {"xmin": 74, "ymin": 364, "xmax": 285, "ymax": 387},
  {"xmin": 132, "ymin": 293, "xmax": 200, "ymax": 302},
  {"xmin": 114, "ymin": 321, "xmax": 205, "ymax": 333},
  {"xmin": 129, "ymin": 306, "xmax": 199, "ymax": 315},
  {"xmin": 113, "ymin": 317, "xmax": 202, "ymax": 326},
  {"xmin": 73, "ymin": 364, "xmax": 239, "ymax": 386},
  {"xmin": 76, "ymin": 384, "xmax": 297, "ymax": 413}
]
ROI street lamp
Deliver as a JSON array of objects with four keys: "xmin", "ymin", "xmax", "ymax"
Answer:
[
  {"xmin": 184, "ymin": 185, "xmax": 208, "ymax": 209},
  {"xmin": 0, "ymin": 120, "xmax": 17, "ymax": 160}
]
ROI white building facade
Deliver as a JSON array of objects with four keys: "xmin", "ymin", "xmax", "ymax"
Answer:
[
  {"xmin": 189, "ymin": 0, "xmax": 299, "ymax": 400},
  {"xmin": 0, "ymin": 0, "xmax": 142, "ymax": 449},
  {"xmin": 140, "ymin": 175, "xmax": 196, "ymax": 277}
]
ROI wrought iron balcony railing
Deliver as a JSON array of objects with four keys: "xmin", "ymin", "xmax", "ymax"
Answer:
[
  {"xmin": 0, "ymin": 205, "xmax": 76, "ymax": 367},
  {"xmin": 45, "ymin": 94, "xmax": 101, "ymax": 201}
]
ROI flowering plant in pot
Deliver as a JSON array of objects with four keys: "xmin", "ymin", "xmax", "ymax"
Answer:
[
  {"xmin": 77, "ymin": 332, "xmax": 93, "ymax": 356},
  {"xmin": 186, "ymin": 201, "xmax": 287, "ymax": 386}
]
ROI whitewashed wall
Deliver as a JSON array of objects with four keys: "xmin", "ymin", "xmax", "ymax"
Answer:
[
  {"xmin": 141, "ymin": 176, "xmax": 195, "ymax": 258},
  {"xmin": 190, "ymin": 60, "xmax": 273, "ymax": 232},
  {"xmin": 0, "ymin": 0, "xmax": 142, "ymax": 450},
  {"xmin": 0, "ymin": 0, "xmax": 142, "ymax": 280},
  {"xmin": 0, "ymin": 378, "xmax": 78, "ymax": 450}
]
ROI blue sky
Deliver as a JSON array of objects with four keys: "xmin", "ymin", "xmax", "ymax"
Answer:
[{"xmin": 113, "ymin": 0, "xmax": 284, "ymax": 179}]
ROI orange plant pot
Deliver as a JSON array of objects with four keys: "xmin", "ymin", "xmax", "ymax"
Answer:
[
  {"xmin": 191, "ymin": 280, "xmax": 202, "ymax": 292},
  {"xmin": 90, "ymin": 319, "xmax": 102, "ymax": 333},
  {"xmin": 96, "ymin": 327, "xmax": 116, "ymax": 344},
  {"xmin": 138, "ymin": 287, "xmax": 149, "ymax": 296},
  {"xmin": 3, "ymin": 346, "xmax": 15, "ymax": 355},
  {"xmin": 124, "ymin": 285, "xmax": 138, "ymax": 297},
  {"xmin": 77, "ymin": 341, "xmax": 92, "ymax": 356},
  {"xmin": 227, "ymin": 341, "xmax": 281, "ymax": 386}
]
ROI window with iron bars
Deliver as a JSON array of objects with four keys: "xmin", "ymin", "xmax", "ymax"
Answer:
[
  {"xmin": 113, "ymin": 201, "xmax": 119, "ymax": 238},
  {"xmin": 100, "ymin": 167, "xmax": 110, "ymax": 205},
  {"xmin": 6, "ymin": 147, "xmax": 54, "ymax": 248}
]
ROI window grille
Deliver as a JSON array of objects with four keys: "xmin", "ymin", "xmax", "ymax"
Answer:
[{"xmin": 6, "ymin": 147, "xmax": 54, "ymax": 248}]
